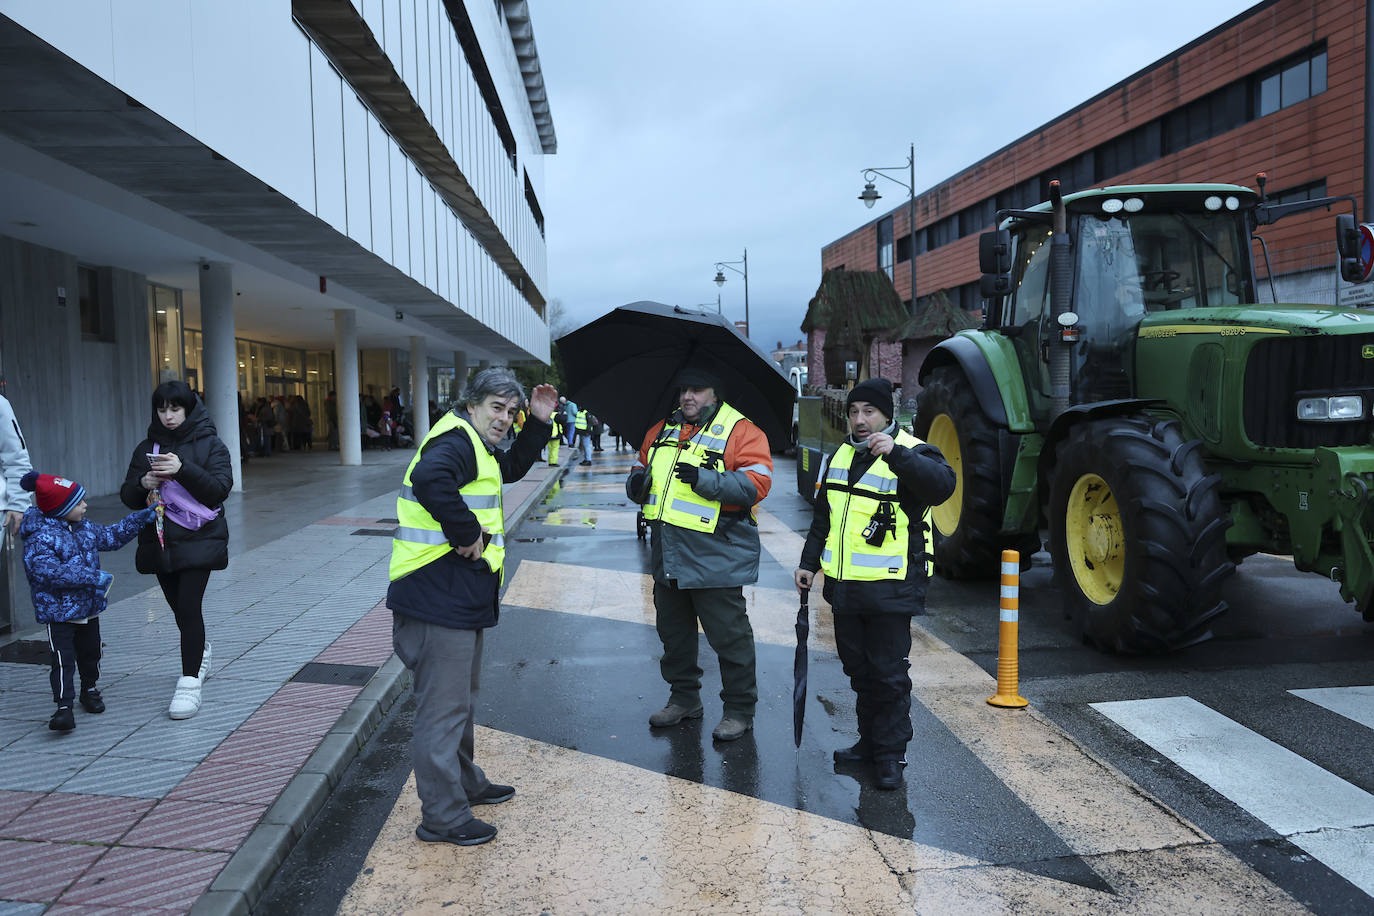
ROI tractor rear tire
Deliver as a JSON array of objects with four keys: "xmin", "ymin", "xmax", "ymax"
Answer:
[
  {"xmin": 1049, "ymin": 416, "xmax": 1234, "ymax": 654},
  {"xmin": 914, "ymin": 366, "xmax": 1005, "ymax": 580}
]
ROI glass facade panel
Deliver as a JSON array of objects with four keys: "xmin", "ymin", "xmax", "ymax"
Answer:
[
  {"xmin": 1280, "ymin": 59, "xmax": 1309, "ymax": 108},
  {"xmin": 1311, "ymin": 50, "xmax": 1327, "ymax": 94},
  {"xmin": 876, "ymin": 216, "xmax": 893, "ymax": 280},
  {"xmin": 1257, "ymin": 72, "xmax": 1280, "ymax": 117},
  {"xmin": 147, "ymin": 284, "xmax": 184, "ymax": 386},
  {"xmin": 183, "ymin": 328, "xmax": 202, "ymax": 392}
]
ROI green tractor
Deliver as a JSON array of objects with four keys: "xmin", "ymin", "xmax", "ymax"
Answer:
[{"xmin": 914, "ymin": 180, "xmax": 1374, "ymax": 653}]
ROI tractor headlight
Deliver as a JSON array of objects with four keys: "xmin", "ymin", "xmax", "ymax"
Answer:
[{"xmin": 1296, "ymin": 395, "xmax": 1367, "ymax": 421}]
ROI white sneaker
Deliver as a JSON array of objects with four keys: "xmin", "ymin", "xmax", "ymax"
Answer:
[
  {"xmin": 168, "ymin": 676, "xmax": 202, "ymax": 720},
  {"xmin": 197, "ymin": 643, "xmax": 212, "ymax": 681}
]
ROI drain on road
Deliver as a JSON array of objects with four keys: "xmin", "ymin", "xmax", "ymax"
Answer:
[{"xmin": 291, "ymin": 662, "xmax": 378, "ymax": 686}]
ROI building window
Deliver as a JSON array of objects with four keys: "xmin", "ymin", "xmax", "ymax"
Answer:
[
  {"xmin": 78, "ymin": 266, "xmax": 114, "ymax": 342},
  {"xmin": 1269, "ymin": 179, "xmax": 1327, "ymax": 206},
  {"xmin": 877, "ymin": 216, "xmax": 894, "ymax": 280},
  {"xmin": 1255, "ymin": 45, "xmax": 1326, "ymax": 118},
  {"xmin": 524, "ymin": 169, "xmax": 545, "ymax": 237},
  {"xmin": 148, "ymin": 284, "xmax": 183, "ymax": 385},
  {"xmin": 896, "ymin": 234, "xmax": 911, "ymax": 263}
]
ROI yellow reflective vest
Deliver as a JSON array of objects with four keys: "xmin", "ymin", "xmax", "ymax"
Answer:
[
  {"xmin": 643, "ymin": 402, "xmax": 748, "ymax": 534},
  {"xmin": 575, "ymin": 410, "xmax": 589, "ymax": 432},
  {"xmin": 389, "ymin": 411, "xmax": 505, "ymax": 582},
  {"xmin": 820, "ymin": 430, "xmax": 933, "ymax": 581}
]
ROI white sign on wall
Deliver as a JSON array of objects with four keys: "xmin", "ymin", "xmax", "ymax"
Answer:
[{"xmin": 1336, "ymin": 259, "xmax": 1374, "ymax": 307}]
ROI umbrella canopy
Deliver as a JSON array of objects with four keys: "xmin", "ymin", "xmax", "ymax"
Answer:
[
  {"xmin": 556, "ymin": 301, "xmax": 796, "ymax": 452},
  {"xmin": 793, "ymin": 588, "xmax": 810, "ymax": 747}
]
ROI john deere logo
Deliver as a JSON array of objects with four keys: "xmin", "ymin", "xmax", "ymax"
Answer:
[{"xmin": 1363, "ymin": 344, "xmax": 1374, "ymax": 359}]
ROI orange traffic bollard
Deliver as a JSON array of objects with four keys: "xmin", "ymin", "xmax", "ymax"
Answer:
[{"xmin": 987, "ymin": 549, "xmax": 1028, "ymax": 708}]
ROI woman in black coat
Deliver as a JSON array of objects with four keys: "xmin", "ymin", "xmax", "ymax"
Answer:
[{"xmin": 120, "ymin": 380, "xmax": 233, "ymax": 721}]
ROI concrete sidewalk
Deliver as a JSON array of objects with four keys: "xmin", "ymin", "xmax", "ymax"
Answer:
[{"xmin": 0, "ymin": 445, "xmax": 571, "ymax": 915}]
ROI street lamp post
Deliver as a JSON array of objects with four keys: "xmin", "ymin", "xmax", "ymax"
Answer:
[
  {"xmin": 713, "ymin": 248, "xmax": 749, "ymax": 337},
  {"xmin": 859, "ymin": 142, "xmax": 917, "ymax": 314}
]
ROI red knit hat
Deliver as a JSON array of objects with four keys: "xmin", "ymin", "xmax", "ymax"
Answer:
[{"xmin": 20, "ymin": 471, "xmax": 87, "ymax": 518}]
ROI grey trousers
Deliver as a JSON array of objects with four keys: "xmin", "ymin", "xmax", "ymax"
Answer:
[{"xmin": 392, "ymin": 614, "xmax": 493, "ymax": 831}]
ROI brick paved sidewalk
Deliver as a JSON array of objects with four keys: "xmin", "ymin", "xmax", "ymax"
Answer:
[{"xmin": 0, "ymin": 452, "xmax": 569, "ymax": 914}]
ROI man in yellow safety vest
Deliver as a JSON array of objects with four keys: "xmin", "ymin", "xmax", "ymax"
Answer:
[
  {"xmin": 794, "ymin": 377, "xmax": 954, "ymax": 790},
  {"xmin": 626, "ymin": 367, "xmax": 773, "ymax": 742},
  {"xmin": 387, "ymin": 368, "xmax": 559, "ymax": 846}
]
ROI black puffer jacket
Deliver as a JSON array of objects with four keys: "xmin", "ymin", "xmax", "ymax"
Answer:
[
  {"xmin": 799, "ymin": 429, "xmax": 955, "ymax": 616},
  {"xmin": 120, "ymin": 400, "xmax": 233, "ymax": 574}
]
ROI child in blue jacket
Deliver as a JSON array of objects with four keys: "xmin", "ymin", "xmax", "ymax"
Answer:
[{"xmin": 19, "ymin": 470, "xmax": 154, "ymax": 731}]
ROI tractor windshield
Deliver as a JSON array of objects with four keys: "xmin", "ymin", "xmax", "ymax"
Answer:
[
  {"xmin": 1074, "ymin": 210, "xmax": 1248, "ymax": 320},
  {"xmin": 1070, "ymin": 209, "xmax": 1248, "ymax": 400}
]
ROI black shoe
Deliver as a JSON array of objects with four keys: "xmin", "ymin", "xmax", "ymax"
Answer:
[
  {"xmin": 415, "ymin": 818, "xmax": 497, "ymax": 846},
  {"xmin": 471, "ymin": 783, "xmax": 515, "ymax": 805},
  {"xmin": 580, "ymin": 460, "xmax": 592, "ymax": 466},
  {"xmin": 874, "ymin": 759, "xmax": 905, "ymax": 790},
  {"xmin": 79, "ymin": 688, "xmax": 105, "ymax": 714},
  {"xmin": 832, "ymin": 740, "xmax": 872, "ymax": 765},
  {"xmin": 49, "ymin": 706, "xmax": 75, "ymax": 732}
]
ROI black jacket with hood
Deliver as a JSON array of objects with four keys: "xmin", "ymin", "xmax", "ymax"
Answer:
[{"xmin": 120, "ymin": 400, "xmax": 233, "ymax": 574}]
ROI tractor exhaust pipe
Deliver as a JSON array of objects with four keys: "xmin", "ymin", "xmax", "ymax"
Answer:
[{"xmin": 1048, "ymin": 181, "xmax": 1073, "ymax": 419}]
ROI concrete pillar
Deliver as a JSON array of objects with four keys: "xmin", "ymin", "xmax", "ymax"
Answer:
[
  {"xmin": 199, "ymin": 261, "xmax": 242, "ymax": 492},
  {"xmin": 409, "ymin": 336, "xmax": 430, "ymax": 443},
  {"xmin": 334, "ymin": 309, "xmax": 362, "ymax": 466},
  {"xmin": 478, "ymin": 359, "xmax": 490, "ymax": 373}
]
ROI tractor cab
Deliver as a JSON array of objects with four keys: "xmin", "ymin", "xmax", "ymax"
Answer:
[{"xmin": 984, "ymin": 185, "xmax": 1259, "ymax": 411}]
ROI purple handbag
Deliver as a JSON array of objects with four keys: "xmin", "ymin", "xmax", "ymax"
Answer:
[{"xmin": 153, "ymin": 444, "xmax": 221, "ymax": 531}]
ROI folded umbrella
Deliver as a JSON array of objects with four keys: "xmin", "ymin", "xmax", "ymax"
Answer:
[
  {"xmin": 556, "ymin": 301, "xmax": 796, "ymax": 452},
  {"xmin": 793, "ymin": 587, "xmax": 810, "ymax": 747}
]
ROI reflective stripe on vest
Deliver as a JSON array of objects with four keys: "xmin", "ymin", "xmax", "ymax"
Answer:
[
  {"xmin": 643, "ymin": 401, "xmax": 748, "ymax": 534},
  {"xmin": 389, "ymin": 412, "xmax": 506, "ymax": 582},
  {"xmin": 819, "ymin": 430, "xmax": 934, "ymax": 582}
]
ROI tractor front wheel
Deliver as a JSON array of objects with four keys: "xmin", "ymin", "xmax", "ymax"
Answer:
[
  {"xmin": 1049, "ymin": 416, "xmax": 1234, "ymax": 654},
  {"xmin": 914, "ymin": 366, "xmax": 1005, "ymax": 579}
]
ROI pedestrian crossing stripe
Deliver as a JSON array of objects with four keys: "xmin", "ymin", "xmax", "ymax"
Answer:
[
  {"xmin": 1092, "ymin": 694, "xmax": 1374, "ymax": 899},
  {"xmin": 1290, "ymin": 685, "xmax": 1374, "ymax": 732}
]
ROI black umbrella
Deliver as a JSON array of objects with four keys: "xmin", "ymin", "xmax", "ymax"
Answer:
[
  {"xmin": 556, "ymin": 301, "xmax": 796, "ymax": 452},
  {"xmin": 793, "ymin": 587, "xmax": 810, "ymax": 748}
]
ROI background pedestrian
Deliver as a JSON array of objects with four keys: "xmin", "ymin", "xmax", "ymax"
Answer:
[
  {"xmin": 120, "ymin": 380, "xmax": 233, "ymax": 721},
  {"xmin": 21, "ymin": 471, "xmax": 153, "ymax": 732},
  {"xmin": 1, "ymin": 394, "xmax": 33, "ymax": 537}
]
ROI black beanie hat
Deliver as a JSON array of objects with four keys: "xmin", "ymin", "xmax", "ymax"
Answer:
[{"xmin": 846, "ymin": 377, "xmax": 894, "ymax": 419}]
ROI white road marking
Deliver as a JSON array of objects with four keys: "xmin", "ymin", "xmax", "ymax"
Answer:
[
  {"xmin": 1290, "ymin": 685, "xmax": 1374, "ymax": 732},
  {"xmin": 1092, "ymin": 695, "xmax": 1374, "ymax": 897}
]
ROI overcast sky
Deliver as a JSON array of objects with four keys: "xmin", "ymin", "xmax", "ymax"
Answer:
[{"xmin": 527, "ymin": 0, "xmax": 1258, "ymax": 352}]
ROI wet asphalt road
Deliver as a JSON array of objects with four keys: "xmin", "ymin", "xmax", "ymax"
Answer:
[{"xmin": 259, "ymin": 453, "xmax": 1374, "ymax": 914}]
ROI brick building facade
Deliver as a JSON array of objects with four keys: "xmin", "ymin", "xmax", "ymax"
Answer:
[{"xmin": 817, "ymin": 0, "xmax": 1368, "ymax": 387}]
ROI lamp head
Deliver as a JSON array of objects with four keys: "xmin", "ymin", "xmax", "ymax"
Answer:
[
  {"xmin": 859, "ymin": 182, "xmax": 880, "ymax": 209},
  {"xmin": 714, "ymin": 270, "xmax": 726, "ymax": 287}
]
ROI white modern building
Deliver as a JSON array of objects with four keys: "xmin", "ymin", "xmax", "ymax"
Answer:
[{"xmin": 0, "ymin": 0, "xmax": 557, "ymax": 501}]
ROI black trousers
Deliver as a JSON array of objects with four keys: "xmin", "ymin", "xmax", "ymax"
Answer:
[
  {"xmin": 48, "ymin": 619, "xmax": 101, "ymax": 705},
  {"xmin": 156, "ymin": 569, "xmax": 211, "ymax": 677},
  {"xmin": 832, "ymin": 612, "xmax": 913, "ymax": 762}
]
